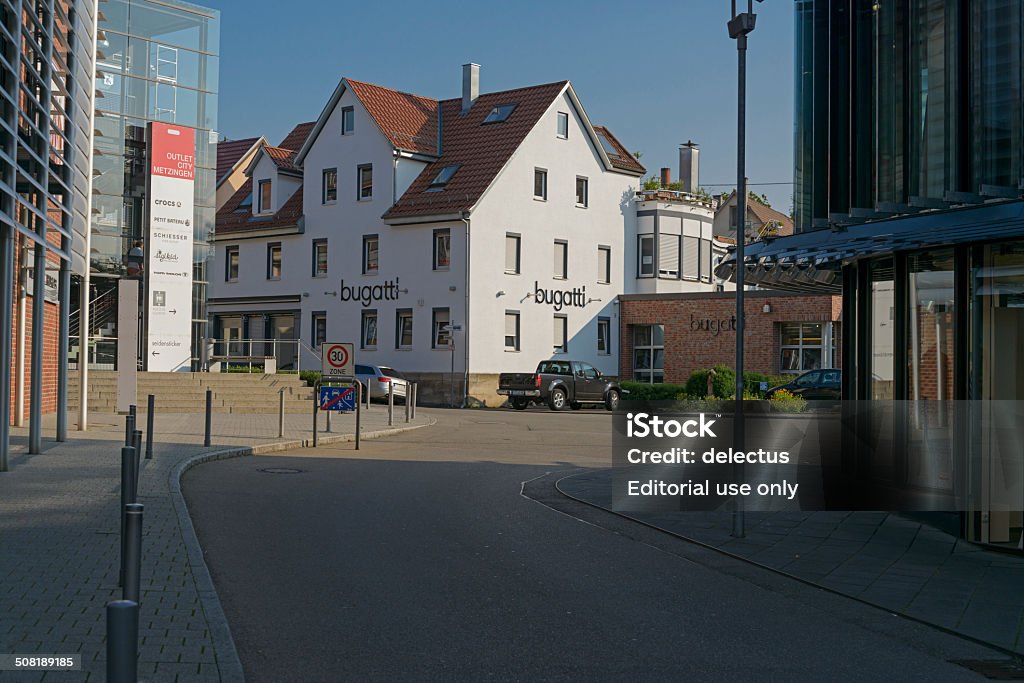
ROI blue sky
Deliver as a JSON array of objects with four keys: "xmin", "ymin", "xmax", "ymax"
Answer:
[{"xmin": 208, "ymin": 1, "xmax": 794, "ymax": 211}]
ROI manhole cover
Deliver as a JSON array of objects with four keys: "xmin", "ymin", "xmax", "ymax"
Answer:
[
  {"xmin": 952, "ymin": 660, "xmax": 1024, "ymax": 680},
  {"xmin": 258, "ymin": 467, "xmax": 304, "ymax": 474}
]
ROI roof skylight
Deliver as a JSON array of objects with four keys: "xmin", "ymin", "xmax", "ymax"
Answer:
[
  {"xmin": 426, "ymin": 164, "xmax": 460, "ymax": 191},
  {"xmin": 596, "ymin": 132, "xmax": 620, "ymax": 158},
  {"xmin": 482, "ymin": 103, "xmax": 517, "ymax": 124}
]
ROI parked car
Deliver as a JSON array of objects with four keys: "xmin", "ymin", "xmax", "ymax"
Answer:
[
  {"xmin": 498, "ymin": 360, "xmax": 623, "ymax": 411},
  {"xmin": 764, "ymin": 368, "xmax": 842, "ymax": 400},
  {"xmin": 355, "ymin": 364, "xmax": 408, "ymax": 401}
]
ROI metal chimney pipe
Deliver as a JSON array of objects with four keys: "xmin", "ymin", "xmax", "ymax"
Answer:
[
  {"xmin": 462, "ymin": 63, "xmax": 480, "ymax": 114},
  {"xmin": 679, "ymin": 140, "xmax": 700, "ymax": 193}
]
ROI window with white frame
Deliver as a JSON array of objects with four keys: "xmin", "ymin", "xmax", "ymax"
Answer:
[
  {"xmin": 322, "ymin": 168, "xmax": 337, "ymax": 203},
  {"xmin": 361, "ymin": 309, "xmax": 377, "ymax": 348},
  {"xmin": 258, "ymin": 179, "xmax": 272, "ymax": 213},
  {"xmin": 341, "ymin": 106, "xmax": 354, "ymax": 134},
  {"xmin": 395, "ymin": 309, "xmax": 413, "ymax": 348},
  {"xmin": 597, "ymin": 317, "xmax": 611, "ymax": 355},
  {"xmin": 312, "ymin": 312, "xmax": 327, "ymax": 347},
  {"xmin": 575, "ymin": 176, "xmax": 588, "ymax": 207},
  {"xmin": 266, "ymin": 242, "xmax": 281, "ymax": 280},
  {"xmin": 357, "ymin": 164, "xmax": 372, "ymax": 200},
  {"xmin": 557, "ymin": 112, "xmax": 568, "ymax": 139},
  {"xmin": 700, "ymin": 238, "xmax": 712, "ymax": 282},
  {"xmin": 312, "ymin": 239, "xmax": 328, "ymax": 277},
  {"xmin": 638, "ymin": 235, "xmax": 655, "ymax": 277},
  {"xmin": 534, "ymin": 168, "xmax": 547, "ymax": 200},
  {"xmin": 659, "ymin": 233, "xmax": 680, "ymax": 279},
  {"xmin": 225, "ymin": 246, "xmax": 238, "ymax": 281},
  {"xmin": 682, "ymin": 236, "xmax": 700, "ymax": 280},
  {"xmin": 780, "ymin": 322, "xmax": 833, "ymax": 373},
  {"xmin": 505, "ymin": 311, "xmax": 520, "ymax": 351},
  {"xmin": 362, "ymin": 235, "xmax": 378, "ymax": 274},
  {"xmin": 433, "ymin": 229, "xmax": 450, "ymax": 270},
  {"xmin": 505, "ymin": 233, "xmax": 520, "ymax": 274},
  {"xmin": 554, "ymin": 240, "xmax": 568, "ymax": 279},
  {"xmin": 554, "ymin": 314, "xmax": 568, "ymax": 353},
  {"xmin": 598, "ymin": 245, "xmax": 611, "ymax": 284},
  {"xmin": 432, "ymin": 308, "xmax": 450, "ymax": 348},
  {"xmin": 633, "ymin": 324, "xmax": 664, "ymax": 384}
]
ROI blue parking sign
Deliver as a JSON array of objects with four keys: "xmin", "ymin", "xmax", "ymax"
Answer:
[{"xmin": 319, "ymin": 386, "xmax": 355, "ymax": 412}]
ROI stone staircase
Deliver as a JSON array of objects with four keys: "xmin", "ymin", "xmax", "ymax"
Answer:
[{"xmin": 66, "ymin": 371, "xmax": 316, "ymax": 414}]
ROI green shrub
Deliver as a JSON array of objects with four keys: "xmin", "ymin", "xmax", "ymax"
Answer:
[
  {"xmin": 684, "ymin": 364, "xmax": 736, "ymax": 398},
  {"xmin": 224, "ymin": 364, "xmax": 264, "ymax": 373},
  {"xmin": 768, "ymin": 388, "xmax": 807, "ymax": 413},
  {"xmin": 299, "ymin": 370, "xmax": 321, "ymax": 386},
  {"xmin": 620, "ymin": 381, "xmax": 689, "ymax": 401}
]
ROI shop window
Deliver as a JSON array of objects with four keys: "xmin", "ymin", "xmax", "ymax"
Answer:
[
  {"xmin": 312, "ymin": 239, "xmax": 328, "ymax": 277},
  {"xmin": 362, "ymin": 235, "xmax": 378, "ymax": 274},
  {"xmin": 597, "ymin": 317, "xmax": 611, "ymax": 355},
  {"xmin": 780, "ymin": 322, "xmax": 834, "ymax": 374},
  {"xmin": 505, "ymin": 311, "xmax": 520, "ymax": 351},
  {"xmin": 432, "ymin": 308, "xmax": 450, "ymax": 348},
  {"xmin": 396, "ymin": 309, "xmax": 413, "ymax": 348},
  {"xmin": 505, "ymin": 233, "xmax": 521, "ymax": 274},
  {"xmin": 554, "ymin": 314, "xmax": 568, "ymax": 353},
  {"xmin": 433, "ymin": 229, "xmax": 450, "ymax": 270},
  {"xmin": 361, "ymin": 310, "xmax": 377, "ymax": 349},
  {"xmin": 633, "ymin": 324, "xmax": 664, "ymax": 384}
]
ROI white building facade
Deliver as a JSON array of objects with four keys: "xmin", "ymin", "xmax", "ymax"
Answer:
[{"xmin": 210, "ymin": 66, "xmax": 658, "ymax": 405}]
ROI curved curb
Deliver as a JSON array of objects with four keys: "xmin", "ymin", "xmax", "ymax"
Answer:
[
  {"xmin": 552, "ymin": 470, "xmax": 1023, "ymax": 660},
  {"xmin": 167, "ymin": 417, "xmax": 436, "ymax": 682}
]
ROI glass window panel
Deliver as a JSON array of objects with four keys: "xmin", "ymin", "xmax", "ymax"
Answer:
[
  {"xmin": 870, "ymin": 259, "xmax": 896, "ymax": 399},
  {"xmin": 633, "ymin": 325, "xmax": 651, "ymax": 346},
  {"xmin": 634, "ymin": 349, "xmax": 651, "ymax": 370}
]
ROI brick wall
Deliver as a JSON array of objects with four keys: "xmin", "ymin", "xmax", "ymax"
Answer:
[{"xmin": 618, "ymin": 291, "xmax": 842, "ymax": 383}]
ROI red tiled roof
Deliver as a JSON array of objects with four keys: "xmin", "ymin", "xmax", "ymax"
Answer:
[
  {"xmin": 216, "ymin": 137, "xmax": 259, "ymax": 182},
  {"xmin": 383, "ymin": 81, "xmax": 569, "ymax": 220},
  {"xmin": 264, "ymin": 146, "xmax": 300, "ymax": 174},
  {"xmin": 346, "ymin": 80, "xmax": 439, "ymax": 155},
  {"xmin": 592, "ymin": 125, "xmax": 645, "ymax": 174},
  {"xmin": 278, "ymin": 121, "xmax": 315, "ymax": 151},
  {"xmin": 215, "ymin": 178, "xmax": 304, "ymax": 235}
]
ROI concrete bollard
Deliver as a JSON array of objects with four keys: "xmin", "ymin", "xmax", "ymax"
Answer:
[
  {"xmin": 106, "ymin": 600, "xmax": 138, "ymax": 683},
  {"xmin": 204, "ymin": 388, "xmax": 212, "ymax": 447},
  {"xmin": 145, "ymin": 394, "xmax": 155, "ymax": 459},
  {"xmin": 388, "ymin": 381, "xmax": 394, "ymax": 426},
  {"xmin": 122, "ymin": 504, "xmax": 143, "ymax": 603}
]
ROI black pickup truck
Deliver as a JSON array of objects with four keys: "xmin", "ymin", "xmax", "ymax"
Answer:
[{"xmin": 497, "ymin": 360, "xmax": 623, "ymax": 411}]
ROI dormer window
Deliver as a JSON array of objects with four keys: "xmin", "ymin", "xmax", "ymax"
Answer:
[
  {"xmin": 426, "ymin": 164, "xmax": 459, "ymax": 191},
  {"xmin": 258, "ymin": 180, "xmax": 272, "ymax": 213},
  {"xmin": 482, "ymin": 103, "xmax": 517, "ymax": 124}
]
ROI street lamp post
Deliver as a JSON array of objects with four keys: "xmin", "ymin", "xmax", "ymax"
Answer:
[{"xmin": 728, "ymin": 0, "xmax": 758, "ymax": 538}]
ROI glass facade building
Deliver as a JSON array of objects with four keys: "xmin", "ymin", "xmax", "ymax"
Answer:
[
  {"xmin": 80, "ymin": 0, "xmax": 218, "ymax": 367},
  {"xmin": 721, "ymin": 1, "xmax": 1024, "ymax": 551}
]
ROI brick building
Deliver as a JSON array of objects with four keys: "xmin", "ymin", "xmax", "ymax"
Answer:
[{"xmin": 618, "ymin": 291, "xmax": 842, "ymax": 384}]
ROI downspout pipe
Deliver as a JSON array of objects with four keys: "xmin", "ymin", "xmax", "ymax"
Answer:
[{"xmin": 460, "ymin": 212, "xmax": 470, "ymax": 407}]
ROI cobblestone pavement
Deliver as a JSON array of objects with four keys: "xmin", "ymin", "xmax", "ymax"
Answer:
[
  {"xmin": 559, "ymin": 469, "xmax": 1024, "ymax": 655},
  {"xmin": 0, "ymin": 407, "xmax": 432, "ymax": 682}
]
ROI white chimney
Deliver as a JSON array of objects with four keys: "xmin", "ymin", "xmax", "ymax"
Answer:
[
  {"xmin": 679, "ymin": 140, "xmax": 700, "ymax": 194},
  {"xmin": 462, "ymin": 63, "xmax": 480, "ymax": 114}
]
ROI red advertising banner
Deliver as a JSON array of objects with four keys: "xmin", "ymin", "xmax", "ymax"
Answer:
[{"xmin": 150, "ymin": 121, "xmax": 196, "ymax": 180}]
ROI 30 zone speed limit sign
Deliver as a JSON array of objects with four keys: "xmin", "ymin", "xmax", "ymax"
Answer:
[{"xmin": 321, "ymin": 342, "xmax": 354, "ymax": 378}]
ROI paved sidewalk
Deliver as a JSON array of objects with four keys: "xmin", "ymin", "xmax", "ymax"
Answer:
[
  {"xmin": 0, "ymin": 408, "xmax": 432, "ymax": 682},
  {"xmin": 559, "ymin": 469, "xmax": 1024, "ymax": 655}
]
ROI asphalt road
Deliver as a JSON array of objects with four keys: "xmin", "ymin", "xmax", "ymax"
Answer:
[{"xmin": 183, "ymin": 407, "xmax": 995, "ymax": 682}]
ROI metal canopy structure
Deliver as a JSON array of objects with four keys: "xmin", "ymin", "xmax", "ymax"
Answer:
[{"xmin": 715, "ymin": 199, "xmax": 1024, "ymax": 293}]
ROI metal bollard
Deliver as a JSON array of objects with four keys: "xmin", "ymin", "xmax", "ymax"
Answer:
[
  {"xmin": 106, "ymin": 600, "xmax": 138, "ymax": 683},
  {"xmin": 326, "ymin": 407, "xmax": 332, "ymax": 433},
  {"xmin": 312, "ymin": 392, "xmax": 318, "ymax": 448},
  {"xmin": 119, "ymin": 445, "xmax": 135, "ymax": 587},
  {"xmin": 365, "ymin": 380, "xmax": 371, "ymax": 410},
  {"xmin": 354, "ymin": 382, "xmax": 361, "ymax": 451},
  {"xmin": 411, "ymin": 383, "xmax": 417, "ymax": 420},
  {"xmin": 204, "ymin": 388, "xmax": 212, "ymax": 447},
  {"xmin": 278, "ymin": 389, "xmax": 285, "ymax": 438},
  {"xmin": 124, "ymin": 413, "xmax": 134, "ymax": 448},
  {"xmin": 405, "ymin": 383, "xmax": 410, "ymax": 423},
  {"xmin": 145, "ymin": 394, "xmax": 155, "ymax": 459},
  {"xmin": 388, "ymin": 381, "xmax": 394, "ymax": 426},
  {"xmin": 123, "ymin": 504, "xmax": 143, "ymax": 603},
  {"xmin": 132, "ymin": 430, "xmax": 142, "ymax": 470}
]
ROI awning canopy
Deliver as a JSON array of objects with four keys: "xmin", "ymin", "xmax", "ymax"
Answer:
[{"xmin": 715, "ymin": 199, "xmax": 1024, "ymax": 293}]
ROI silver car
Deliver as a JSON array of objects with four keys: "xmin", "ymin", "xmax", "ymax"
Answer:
[{"xmin": 354, "ymin": 364, "xmax": 408, "ymax": 401}]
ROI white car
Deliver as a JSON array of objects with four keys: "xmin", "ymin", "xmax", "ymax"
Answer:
[{"xmin": 354, "ymin": 364, "xmax": 408, "ymax": 401}]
